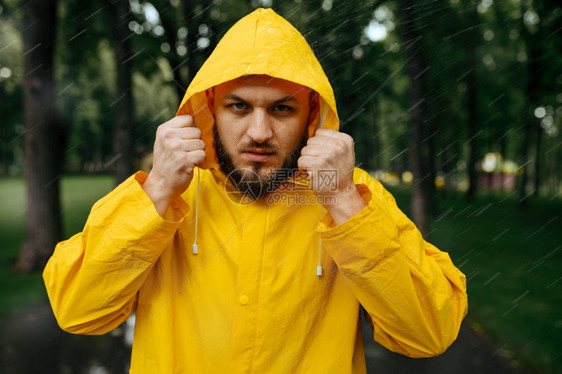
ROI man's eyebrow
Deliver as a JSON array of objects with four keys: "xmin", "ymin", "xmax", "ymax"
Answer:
[
  {"xmin": 274, "ymin": 96, "xmax": 298, "ymax": 104},
  {"xmin": 222, "ymin": 94, "xmax": 298, "ymax": 104},
  {"xmin": 223, "ymin": 94, "xmax": 247, "ymax": 102}
]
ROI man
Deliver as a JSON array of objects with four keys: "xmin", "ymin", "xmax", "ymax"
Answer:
[{"xmin": 44, "ymin": 8, "xmax": 467, "ymax": 373}]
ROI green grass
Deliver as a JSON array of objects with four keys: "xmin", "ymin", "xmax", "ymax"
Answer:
[
  {"xmin": 0, "ymin": 175, "xmax": 113, "ymax": 319},
  {"xmin": 388, "ymin": 186, "xmax": 562, "ymax": 373},
  {"xmin": 1, "ymin": 177, "xmax": 561, "ymax": 372}
]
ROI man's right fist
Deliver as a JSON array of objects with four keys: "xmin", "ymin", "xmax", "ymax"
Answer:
[{"xmin": 143, "ymin": 115, "xmax": 206, "ymax": 217}]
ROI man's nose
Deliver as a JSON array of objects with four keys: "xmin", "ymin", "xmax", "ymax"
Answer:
[{"xmin": 246, "ymin": 109, "xmax": 273, "ymax": 143}]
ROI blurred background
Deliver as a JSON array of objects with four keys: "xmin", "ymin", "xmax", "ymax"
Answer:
[{"xmin": 0, "ymin": 0, "xmax": 560, "ymax": 373}]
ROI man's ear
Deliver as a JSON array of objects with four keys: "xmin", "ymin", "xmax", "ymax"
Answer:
[
  {"xmin": 308, "ymin": 91, "xmax": 320, "ymax": 124},
  {"xmin": 206, "ymin": 88, "xmax": 215, "ymax": 115}
]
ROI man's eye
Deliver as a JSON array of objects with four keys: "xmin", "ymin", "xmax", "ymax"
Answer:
[
  {"xmin": 231, "ymin": 102, "xmax": 248, "ymax": 111},
  {"xmin": 273, "ymin": 105, "xmax": 292, "ymax": 112}
]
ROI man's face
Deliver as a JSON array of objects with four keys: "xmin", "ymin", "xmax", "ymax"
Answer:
[{"xmin": 211, "ymin": 75, "xmax": 318, "ymax": 199}]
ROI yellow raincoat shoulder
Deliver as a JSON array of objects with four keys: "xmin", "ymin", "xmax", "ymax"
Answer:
[{"xmin": 43, "ymin": 8, "xmax": 467, "ymax": 374}]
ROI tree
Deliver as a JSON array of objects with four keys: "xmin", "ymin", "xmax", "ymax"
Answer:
[
  {"xmin": 104, "ymin": 0, "xmax": 135, "ymax": 184},
  {"xmin": 464, "ymin": 3, "xmax": 481, "ymax": 202},
  {"xmin": 397, "ymin": 0, "xmax": 432, "ymax": 236},
  {"xmin": 16, "ymin": 0, "xmax": 66, "ymax": 271}
]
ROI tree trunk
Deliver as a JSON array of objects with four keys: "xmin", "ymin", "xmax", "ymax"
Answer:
[
  {"xmin": 465, "ymin": 53, "xmax": 479, "ymax": 202},
  {"xmin": 518, "ymin": 4, "xmax": 543, "ymax": 207},
  {"xmin": 16, "ymin": 0, "xmax": 65, "ymax": 272},
  {"xmin": 533, "ymin": 124, "xmax": 542, "ymax": 197},
  {"xmin": 465, "ymin": 5, "xmax": 480, "ymax": 202},
  {"xmin": 105, "ymin": 0, "xmax": 134, "ymax": 184},
  {"xmin": 398, "ymin": 0, "xmax": 431, "ymax": 237}
]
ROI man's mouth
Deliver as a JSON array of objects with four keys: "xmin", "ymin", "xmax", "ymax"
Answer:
[{"xmin": 244, "ymin": 148, "xmax": 276, "ymax": 162}]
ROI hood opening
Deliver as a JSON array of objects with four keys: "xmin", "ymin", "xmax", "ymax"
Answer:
[{"xmin": 175, "ymin": 8, "xmax": 339, "ymax": 170}]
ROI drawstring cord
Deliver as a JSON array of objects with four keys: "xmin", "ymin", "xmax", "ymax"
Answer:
[
  {"xmin": 192, "ymin": 168, "xmax": 200, "ymax": 254},
  {"xmin": 317, "ymin": 206, "xmax": 323, "ymax": 278}
]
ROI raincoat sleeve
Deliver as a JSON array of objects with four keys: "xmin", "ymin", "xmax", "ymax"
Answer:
[
  {"xmin": 43, "ymin": 172, "xmax": 189, "ymax": 335},
  {"xmin": 318, "ymin": 168, "xmax": 468, "ymax": 358}
]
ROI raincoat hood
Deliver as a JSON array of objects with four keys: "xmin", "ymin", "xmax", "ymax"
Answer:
[{"xmin": 176, "ymin": 8, "xmax": 339, "ymax": 169}]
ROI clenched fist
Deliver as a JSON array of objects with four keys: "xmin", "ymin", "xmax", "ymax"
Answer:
[
  {"xmin": 143, "ymin": 115, "xmax": 206, "ymax": 217},
  {"xmin": 298, "ymin": 128, "xmax": 366, "ymax": 225}
]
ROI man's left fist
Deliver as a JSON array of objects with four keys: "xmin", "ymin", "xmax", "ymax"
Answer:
[{"xmin": 298, "ymin": 128, "xmax": 356, "ymax": 197}]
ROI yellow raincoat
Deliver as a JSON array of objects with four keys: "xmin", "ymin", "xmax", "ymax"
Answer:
[{"xmin": 44, "ymin": 8, "xmax": 467, "ymax": 373}]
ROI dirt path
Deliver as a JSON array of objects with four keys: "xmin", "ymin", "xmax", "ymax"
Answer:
[{"xmin": 0, "ymin": 302, "xmax": 537, "ymax": 373}]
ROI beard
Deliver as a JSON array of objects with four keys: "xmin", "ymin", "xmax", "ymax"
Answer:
[{"xmin": 213, "ymin": 125, "xmax": 308, "ymax": 201}]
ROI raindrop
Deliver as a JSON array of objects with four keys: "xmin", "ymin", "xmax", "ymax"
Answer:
[
  {"xmin": 260, "ymin": 0, "xmax": 273, "ymax": 6},
  {"xmin": 322, "ymin": 0, "xmax": 332, "ymax": 11},
  {"xmin": 557, "ymin": 94, "xmax": 562, "ymax": 103},
  {"xmin": 482, "ymin": 0, "xmax": 493, "ymax": 6},
  {"xmin": 211, "ymin": 9, "xmax": 221, "ymax": 20},
  {"xmin": 170, "ymin": 0, "xmax": 179, "ymax": 6},
  {"xmin": 128, "ymin": 21, "xmax": 138, "ymax": 32},
  {"xmin": 516, "ymin": 52, "xmax": 527, "ymax": 63},
  {"xmin": 199, "ymin": 24, "xmax": 209, "ymax": 36},
  {"xmin": 509, "ymin": 29, "xmax": 519, "ymax": 39}
]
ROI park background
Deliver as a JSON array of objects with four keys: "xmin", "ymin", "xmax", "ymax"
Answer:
[{"xmin": 0, "ymin": 0, "xmax": 561, "ymax": 373}]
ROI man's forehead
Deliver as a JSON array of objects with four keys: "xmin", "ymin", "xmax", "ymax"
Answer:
[{"xmin": 214, "ymin": 75, "xmax": 311, "ymax": 97}]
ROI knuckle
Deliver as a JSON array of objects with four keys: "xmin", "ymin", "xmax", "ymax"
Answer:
[
  {"xmin": 192, "ymin": 127, "xmax": 202, "ymax": 138},
  {"xmin": 192, "ymin": 149, "xmax": 206, "ymax": 163},
  {"xmin": 160, "ymin": 128, "xmax": 174, "ymax": 141},
  {"xmin": 343, "ymin": 133, "xmax": 354, "ymax": 145}
]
